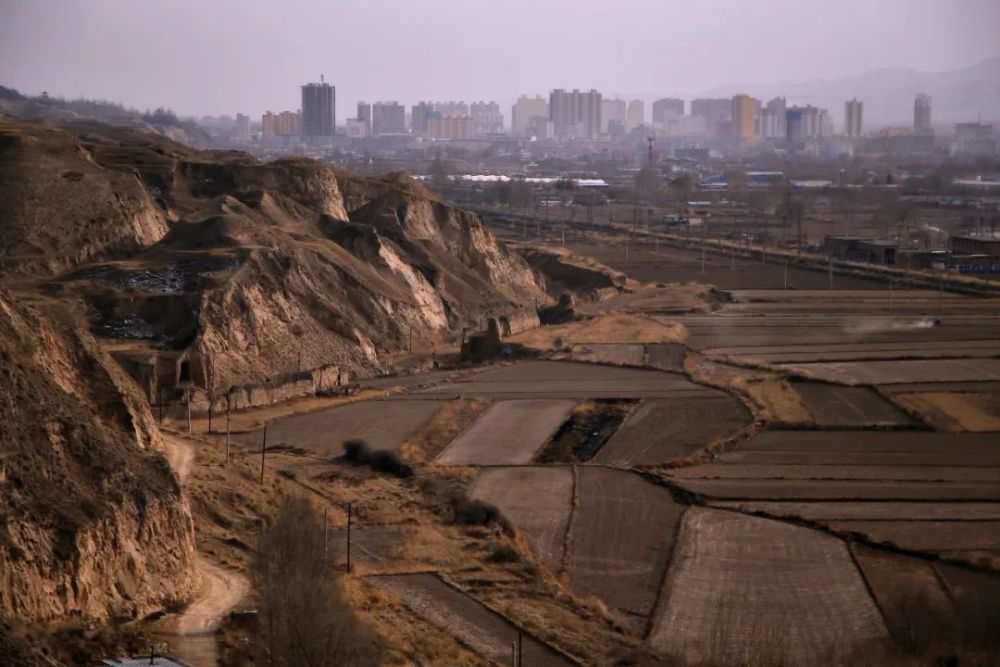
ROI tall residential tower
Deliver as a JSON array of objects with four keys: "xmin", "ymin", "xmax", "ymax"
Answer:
[{"xmin": 301, "ymin": 78, "xmax": 335, "ymax": 139}]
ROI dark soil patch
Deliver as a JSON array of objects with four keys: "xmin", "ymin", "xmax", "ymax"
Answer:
[{"xmin": 534, "ymin": 399, "xmax": 636, "ymax": 463}]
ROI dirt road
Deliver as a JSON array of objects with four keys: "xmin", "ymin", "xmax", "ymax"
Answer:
[{"xmin": 160, "ymin": 432, "xmax": 250, "ymax": 666}]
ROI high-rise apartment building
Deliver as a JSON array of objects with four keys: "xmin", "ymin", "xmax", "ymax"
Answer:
[
  {"xmin": 511, "ymin": 95, "xmax": 548, "ymax": 137},
  {"xmin": 845, "ymin": 98, "xmax": 863, "ymax": 137},
  {"xmin": 549, "ymin": 89, "xmax": 602, "ymax": 139},
  {"xmin": 652, "ymin": 98, "xmax": 685, "ymax": 126},
  {"xmin": 627, "ymin": 99, "xmax": 644, "ymax": 130},
  {"xmin": 234, "ymin": 113, "xmax": 251, "ymax": 142},
  {"xmin": 786, "ymin": 105, "xmax": 826, "ymax": 142},
  {"xmin": 731, "ymin": 94, "xmax": 758, "ymax": 143},
  {"xmin": 470, "ymin": 101, "xmax": 504, "ymax": 136},
  {"xmin": 432, "ymin": 101, "xmax": 469, "ymax": 117},
  {"xmin": 427, "ymin": 115, "xmax": 473, "ymax": 140},
  {"xmin": 357, "ymin": 102, "xmax": 372, "ymax": 136},
  {"xmin": 262, "ymin": 110, "xmax": 302, "ymax": 137},
  {"xmin": 691, "ymin": 98, "xmax": 731, "ymax": 138},
  {"xmin": 601, "ymin": 99, "xmax": 626, "ymax": 134},
  {"xmin": 759, "ymin": 97, "xmax": 786, "ymax": 139},
  {"xmin": 372, "ymin": 101, "xmax": 406, "ymax": 135},
  {"xmin": 301, "ymin": 79, "xmax": 335, "ymax": 139},
  {"xmin": 914, "ymin": 94, "xmax": 932, "ymax": 134},
  {"xmin": 410, "ymin": 102, "xmax": 432, "ymax": 135}
]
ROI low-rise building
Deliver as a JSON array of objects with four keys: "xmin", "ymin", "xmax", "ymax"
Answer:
[{"xmin": 824, "ymin": 235, "xmax": 898, "ymax": 265}]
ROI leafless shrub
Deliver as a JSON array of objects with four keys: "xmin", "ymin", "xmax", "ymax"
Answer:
[
  {"xmin": 450, "ymin": 496, "xmax": 512, "ymax": 533},
  {"xmin": 252, "ymin": 496, "xmax": 381, "ymax": 666}
]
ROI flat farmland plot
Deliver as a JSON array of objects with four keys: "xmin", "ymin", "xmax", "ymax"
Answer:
[
  {"xmin": 676, "ymin": 479, "xmax": 1000, "ymax": 501},
  {"xmin": 790, "ymin": 382, "xmax": 914, "ymax": 427},
  {"xmin": 828, "ymin": 520, "xmax": 1000, "ymax": 555},
  {"xmin": 566, "ymin": 467, "xmax": 684, "ymax": 625},
  {"xmin": 671, "ymin": 464, "xmax": 1000, "ymax": 483},
  {"xmin": 709, "ymin": 500, "xmax": 1000, "ymax": 521},
  {"xmin": 780, "ymin": 358, "xmax": 1000, "ymax": 385},
  {"xmin": 435, "ymin": 399, "xmax": 573, "ymax": 465},
  {"xmin": 233, "ymin": 399, "xmax": 442, "ymax": 455},
  {"xmin": 851, "ymin": 546, "xmax": 955, "ymax": 647},
  {"xmin": 417, "ymin": 360, "xmax": 715, "ymax": 399},
  {"xmin": 469, "ymin": 467, "xmax": 573, "ymax": 571},
  {"xmin": 593, "ymin": 396, "xmax": 751, "ymax": 465},
  {"xmin": 367, "ymin": 573, "xmax": 573, "ymax": 666},
  {"xmin": 648, "ymin": 508, "xmax": 887, "ymax": 665}
]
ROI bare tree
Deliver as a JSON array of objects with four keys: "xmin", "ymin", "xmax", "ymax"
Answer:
[{"xmin": 253, "ymin": 496, "xmax": 381, "ymax": 666}]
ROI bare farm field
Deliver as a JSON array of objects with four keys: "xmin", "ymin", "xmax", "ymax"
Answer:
[
  {"xmin": 593, "ymin": 395, "xmax": 751, "ymax": 465},
  {"xmin": 435, "ymin": 399, "xmax": 575, "ymax": 465},
  {"xmin": 677, "ymin": 478, "xmax": 1000, "ymax": 501},
  {"xmin": 469, "ymin": 467, "xmax": 574, "ymax": 571},
  {"xmin": 233, "ymin": 398, "xmax": 443, "ymax": 455},
  {"xmin": 780, "ymin": 358, "xmax": 1000, "ymax": 385},
  {"xmin": 790, "ymin": 381, "xmax": 915, "ymax": 427},
  {"xmin": 562, "ymin": 241, "xmax": 888, "ymax": 290},
  {"xmin": 675, "ymin": 315, "xmax": 1000, "ymax": 351},
  {"xmin": 709, "ymin": 500, "xmax": 1000, "ymax": 521},
  {"xmin": 827, "ymin": 520, "xmax": 1000, "ymax": 556},
  {"xmin": 648, "ymin": 507, "xmax": 887, "ymax": 666},
  {"xmin": 566, "ymin": 467, "xmax": 684, "ymax": 627},
  {"xmin": 418, "ymin": 359, "xmax": 716, "ymax": 399},
  {"xmin": 367, "ymin": 573, "xmax": 574, "ymax": 666},
  {"xmin": 891, "ymin": 391, "xmax": 1000, "ymax": 431}
]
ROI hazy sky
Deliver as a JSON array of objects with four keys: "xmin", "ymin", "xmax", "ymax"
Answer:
[{"xmin": 2, "ymin": 0, "xmax": 998, "ymax": 119}]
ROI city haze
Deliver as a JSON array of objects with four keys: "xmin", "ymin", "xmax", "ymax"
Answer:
[{"xmin": 2, "ymin": 0, "xmax": 999, "ymax": 123}]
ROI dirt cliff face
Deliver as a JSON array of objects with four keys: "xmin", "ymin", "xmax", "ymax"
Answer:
[
  {"xmin": 0, "ymin": 120, "xmax": 547, "ymax": 389},
  {"xmin": 0, "ymin": 290, "xmax": 198, "ymax": 621}
]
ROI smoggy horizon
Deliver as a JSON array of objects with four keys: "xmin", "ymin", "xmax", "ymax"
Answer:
[{"xmin": 2, "ymin": 0, "xmax": 999, "ymax": 123}]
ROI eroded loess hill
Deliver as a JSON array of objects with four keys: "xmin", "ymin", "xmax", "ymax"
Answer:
[
  {"xmin": 0, "ymin": 289, "xmax": 198, "ymax": 621},
  {"xmin": 0, "ymin": 120, "xmax": 546, "ymax": 390}
]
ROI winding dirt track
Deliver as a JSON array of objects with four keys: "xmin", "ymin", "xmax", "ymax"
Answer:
[{"xmin": 161, "ymin": 433, "xmax": 250, "ymax": 666}]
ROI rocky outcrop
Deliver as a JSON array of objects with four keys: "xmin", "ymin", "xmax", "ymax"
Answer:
[
  {"xmin": 0, "ymin": 120, "xmax": 547, "ymax": 390},
  {"xmin": 0, "ymin": 290, "xmax": 198, "ymax": 621}
]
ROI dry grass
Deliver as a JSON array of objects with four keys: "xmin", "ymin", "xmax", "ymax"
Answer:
[
  {"xmin": 892, "ymin": 392, "xmax": 1000, "ymax": 432},
  {"xmin": 399, "ymin": 397, "xmax": 491, "ymax": 462},
  {"xmin": 511, "ymin": 312, "xmax": 687, "ymax": 350},
  {"xmin": 685, "ymin": 355, "xmax": 812, "ymax": 426}
]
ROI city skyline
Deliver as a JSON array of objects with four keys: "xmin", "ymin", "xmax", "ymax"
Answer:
[{"xmin": 2, "ymin": 0, "xmax": 999, "ymax": 122}]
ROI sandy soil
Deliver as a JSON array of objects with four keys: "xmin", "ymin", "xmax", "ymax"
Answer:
[
  {"xmin": 893, "ymin": 391, "xmax": 1000, "ymax": 431},
  {"xmin": 469, "ymin": 467, "xmax": 574, "ymax": 572},
  {"xmin": 436, "ymin": 399, "xmax": 575, "ymax": 465},
  {"xmin": 649, "ymin": 508, "xmax": 887, "ymax": 666}
]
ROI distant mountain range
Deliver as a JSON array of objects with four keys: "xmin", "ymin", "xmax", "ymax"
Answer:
[{"xmin": 696, "ymin": 57, "xmax": 1000, "ymax": 128}]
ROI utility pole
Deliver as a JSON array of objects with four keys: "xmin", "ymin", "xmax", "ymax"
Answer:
[
  {"xmin": 783, "ymin": 261, "xmax": 788, "ymax": 289},
  {"xmin": 828, "ymin": 256, "xmax": 834, "ymax": 290},
  {"xmin": 346, "ymin": 502, "xmax": 353, "ymax": 573},
  {"xmin": 225, "ymin": 397, "xmax": 231, "ymax": 466},
  {"xmin": 889, "ymin": 278, "xmax": 893, "ymax": 311},
  {"xmin": 259, "ymin": 422, "xmax": 267, "ymax": 484}
]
